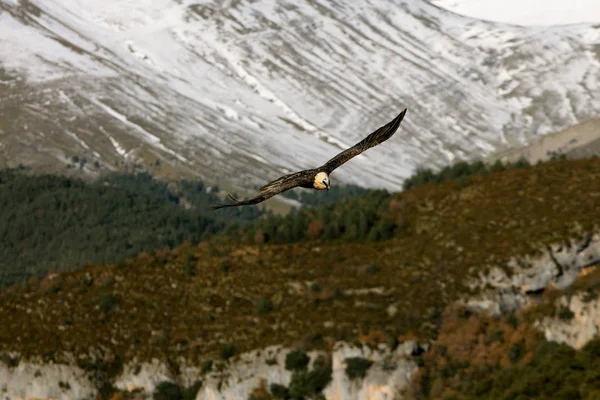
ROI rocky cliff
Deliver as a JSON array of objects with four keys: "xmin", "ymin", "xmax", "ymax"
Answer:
[{"xmin": 1, "ymin": 235, "xmax": 598, "ymax": 399}]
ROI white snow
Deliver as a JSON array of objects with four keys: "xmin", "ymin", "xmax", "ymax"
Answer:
[
  {"xmin": 0, "ymin": 13, "xmax": 112, "ymax": 81},
  {"xmin": 90, "ymin": 98, "xmax": 189, "ymax": 162},
  {"xmin": 1, "ymin": 0, "xmax": 600, "ymax": 191},
  {"xmin": 433, "ymin": 0, "xmax": 600, "ymax": 26},
  {"xmin": 102, "ymin": 129, "xmax": 127, "ymax": 157},
  {"xmin": 64, "ymin": 130, "xmax": 90, "ymax": 150},
  {"xmin": 90, "ymin": 97, "xmax": 161, "ymax": 144}
]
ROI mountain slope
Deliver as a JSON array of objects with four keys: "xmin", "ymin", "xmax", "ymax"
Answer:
[
  {"xmin": 1, "ymin": 157, "xmax": 600, "ymax": 399},
  {"xmin": 1, "ymin": 0, "xmax": 600, "ymax": 193}
]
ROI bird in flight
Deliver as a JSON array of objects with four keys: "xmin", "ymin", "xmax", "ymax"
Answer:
[{"xmin": 210, "ymin": 108, "xmax": 407, "ymax": 210}]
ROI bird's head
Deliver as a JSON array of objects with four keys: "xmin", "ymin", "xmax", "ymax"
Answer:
[{"xmin": 314, "ymin": 171, "xmax": 330, "ymax": 191}]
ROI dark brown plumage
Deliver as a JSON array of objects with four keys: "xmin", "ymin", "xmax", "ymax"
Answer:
[{"xmin": 210, "ymin": 108, "xmax": 407, "ymax": 210}]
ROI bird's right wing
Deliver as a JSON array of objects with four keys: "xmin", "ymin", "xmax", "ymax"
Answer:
[
  {"xmin": 320, "ymin": 108, "xmax": 407, "ymax": 174},
  {"xmin": 258, "ymin": 170, "xmax": 312, "ymax": 193},
  {"xmin": 209, "ymin": 169, "xmax": 313, "ymax": 210}
]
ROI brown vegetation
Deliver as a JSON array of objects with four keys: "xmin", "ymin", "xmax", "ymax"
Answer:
[{"xmin": 1, "ymin": 158, "xmax": 600, "ymax": 381}]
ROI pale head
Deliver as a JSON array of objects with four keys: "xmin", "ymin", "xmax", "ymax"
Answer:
[{"xmin": 313, "ymin": 171, "xmax": 330, "ymax": 190}]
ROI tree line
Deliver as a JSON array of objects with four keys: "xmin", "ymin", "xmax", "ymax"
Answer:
[
  {"xmin": 0, "ymin": 168, "xmax": 376, "ymax": 288},
  {"xmin": 0, "ymin": 169, "xmax": 261, "ymax": 288}
]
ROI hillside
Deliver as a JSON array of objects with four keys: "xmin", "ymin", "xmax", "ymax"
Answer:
[
  {"xmin": 0, "ymin": 167, "xmax": 372, "ymax": 288},
  {"xmin": 2, "ymin": 0, "xmax": 600, "ymax": 194},
  {"xmin": 1, "ymin": 157, "xmax": 600, "ymax": 398},
  {"xmin": 0, "ymin": 168, "xmax": 261, "ymax": 288}
]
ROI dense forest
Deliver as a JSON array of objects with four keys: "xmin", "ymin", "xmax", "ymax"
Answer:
[
  {"xmin": 0, "ymin": 168, "xmax": 260, "ymax": 288},
  {"xmin": 228, "ymin": 189, "xmax": 397, "ymax": 244},
  {"xmin": 0, "ymin": 168, "xmax": 376, "ymax": 288}
]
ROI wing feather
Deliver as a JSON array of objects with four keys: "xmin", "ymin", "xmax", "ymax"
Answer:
[
  {"xmin": 320, "ymin": 108, "xmax": 407, "ymax": 174},
  {"xmin": 209, "ymin": 170, "xmax": 313, "ymax": 210},
  {"xmin": 259, "ymin": 170, "xmax": 310, "ymax": 193}
]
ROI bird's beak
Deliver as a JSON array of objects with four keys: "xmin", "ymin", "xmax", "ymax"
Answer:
[{"xmin": 326, "ymin": 183, "xmax": 330, "ymax": 191}]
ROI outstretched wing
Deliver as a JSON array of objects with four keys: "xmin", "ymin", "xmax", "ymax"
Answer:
[
  {"xmin": 209, "ymin": 169, "xmax": 314, "ymax": 210},
  {"xmin": 258, "ymin": 169, "xmax": 312, "ymax": 193},
  {"xmin": 320, "ymin": 108, "xmax": 407, "ymax": 174}
]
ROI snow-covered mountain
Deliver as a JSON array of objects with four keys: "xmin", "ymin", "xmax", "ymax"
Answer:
[{"xmin": 1, "ymin": 0, "xmax": 600, "ymax": 193}]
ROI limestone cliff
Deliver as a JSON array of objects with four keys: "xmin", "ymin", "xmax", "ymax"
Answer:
[
  {"xmin": 537, "ymin": 289, "xmax": 600, "ymax": 349},
  {"xmin": 464, "ymin": 230, "xmax": 600, "ymax": 316},
  {"xmin": 1, "ymin": 232, "xmax": 599, "ymax": 399},
  {"xmin": 0, "ymin": 342, "xmax": 421, "ymax": 400}
]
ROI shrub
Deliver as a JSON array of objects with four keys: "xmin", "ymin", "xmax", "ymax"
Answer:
[
  {"xmin": 97, "ymin": 293, "xmax": 118, "ymax": 313},
  {"xmin": 256, "ymin": 297, "xmax": 273, "ymax": 314},
  {"xmin": 506, "ymin": 313, "xmax": 519, "ymax": 328},
  {"xmin": 220, "ymin": 343, "xmax": 237, "ymax": 360},
  {"xmin": 557, "ymin": 306, "xmax": 575, "ymax": 320},
  {"xmin": 345, "ymin": 357, "xmax": 373, "ymax": 380},
  {"xmin": 182, "ymin": 381, "xmax": 202, "ymax": 400},
  {"xmin": 269, "ymin": 354, "xmax": 332, "ymax": 399},
  {"xmin": 153, "ymin": 380, "xmax": 201, "ymax": 400},
  {"xmin": 485, "ymin": 329, "xmax": 505, "ymax": 345},
  {"xmin": 490, "ymin": 159, "xmax": 506, "ymax": 172},
  {"xmin": 285, "ymin": 350, "xmax": 310, "ymax": 371},
  {"xmin": 201, "ymin": 360, "xmax": 213, "ymax": 373},
  {"xmin": 288, "ymin": 356, "xmax": 332, "ymax": 399},
  {"xmin": 514, "ymin": 157, "xmax": 530, "ymax": 168},
  {"xmin": 153, "ymin": 381, "xmax": 181, "ymax": 400},
  {"xmin": 0, "ymin": 354, "xmax": 19, "ymax": 368},
  {"xmin": 366, "ymin": 263, "xmax": 380, "ymax": 274},
  {"xmin": 219, "ymin": 259, "xmax": 231, "ymax": 273},
  {"xmin": 507, "ymin": 342, "xmax": 524, "ymax": 361},
  {"xmin": 367, "ymin": 218, "xmax": 396, "ymax": 241},
  {"xmin": 58, "ymin": 381, "xmax": 70, "ymax": 390},
  {"xmin": 184, "ymin": 254, "xmax": 196, "ymax": 277},
  {"xmin": 457, "ymin": 175, "xmax": 471, "ymax": 188},
  {"xmin": 269, "ymin": 383, "xmax": 289, "ymax": 399}
]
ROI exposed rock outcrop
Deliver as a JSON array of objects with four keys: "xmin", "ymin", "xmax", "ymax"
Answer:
[
  {"xmin": 536, "ymin": 292, "xmax": 600, "ymax": 349},
  {"xmin": 0, "ymin": 360, "xmax": 95, "ymax": 400},
  {"xmin": 0, "ymin": 341, "xmax": 421, "ymax": 400},
  {"xmin": 464, "ymin": 231, "xmax": 600, "ymax": 316},
  {"xmin": 2, "ymin": 231, "xmax": 600, "ymax": 399}
]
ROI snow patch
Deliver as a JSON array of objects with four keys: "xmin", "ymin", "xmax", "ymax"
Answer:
[
  {"xmin": 64, "ymin": 130, "xmax": 90, "ymax": 150},
  {"xmin": 91, "ymin": 97, "xmax": 188, "ymax": 163},
  {"xmin": 433, "ymin": 0, "xmax": 600, "ymax": 26},
  {"xmin": 104, "ymin": 132, "xmax": 127, "ymax": 157}
]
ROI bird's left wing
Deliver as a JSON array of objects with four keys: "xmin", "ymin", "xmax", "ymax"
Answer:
[
  {"xmin": 320, "ymin": 108, "xmax": 407, "ymax": 174},
  {"xmin": 209, "ymin": 169, "xmax": 314, "ymax": 210}
]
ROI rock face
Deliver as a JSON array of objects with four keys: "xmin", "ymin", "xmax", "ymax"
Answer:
[
  {"xmin": 1, "ymin": 233, "xmax": 599, "ymax": 399},
  {"xmin": 0, "ymin": 342, "xmax": 420, "ymax": 400},
  {"xmin": 196, "ymin": 342, "xmax": 419, "ymax": 400},
  {"xmin": 321, "ymin": 342, "xmax": 419, "ymax": 400},
  {"xmin": 537, "ymin": 293, "xmax": 600, "ymax": 349},
  {"xmin": 464, "ymin": 231, "xmax": 600, "ymax": 316},
  {"xmin": 0, "ymin": 361, "xmax": 95, "ymax": 400}
]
